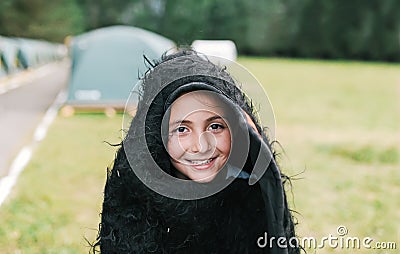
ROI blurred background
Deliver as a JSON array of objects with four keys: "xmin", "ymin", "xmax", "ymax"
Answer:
[
  {"xmin": 1, "ymin": 0, "xmax": 400, "ymax": 61},
  {"xmin": 0, "ymin": 0, "xmax": 399, "ymax": 253}
]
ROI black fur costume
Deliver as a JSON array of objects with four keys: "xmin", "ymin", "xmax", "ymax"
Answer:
[{"xmin": 95, "ymin": 50, "xmax": 299, "ymax": 253}]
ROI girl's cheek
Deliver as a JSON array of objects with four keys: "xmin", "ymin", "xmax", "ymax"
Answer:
[
  {"xmin": 167, "ymin": 138, "xmax": 186, "ymax": 158},
  {"xmin": 223, "ymin": 135, "xmax": 232, "ymax": 155},
  {"xmin": 216, "ymin": 134, "xmax": 231, "ymax": 155}
]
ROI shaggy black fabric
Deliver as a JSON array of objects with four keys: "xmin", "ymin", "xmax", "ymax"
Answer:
[{"xmin": 94, "ymin": 49, "xmax": 299, "ymax": 254}]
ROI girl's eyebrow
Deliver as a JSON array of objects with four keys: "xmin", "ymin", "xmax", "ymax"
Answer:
[
  {"xmin": 206, "ymin": 115, "xmax": 223, "ymax": 122},
  {"xmin": 170, "ymin": 119, "xmax": 192, "ymax": 126},
  {"xmin": 170, "ymin": 115, "xmax": 224, "ymax": 127}
]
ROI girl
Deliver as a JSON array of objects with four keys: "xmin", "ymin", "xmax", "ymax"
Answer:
[{"xmin": 94, "ymin": 49, "xmax": 299, "ymax": 253}]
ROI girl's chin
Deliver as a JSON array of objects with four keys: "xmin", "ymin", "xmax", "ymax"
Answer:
[
  {"xmin": 190, "ymin": 172, "xmax": 219, "ymax": 183},
  {"xmin": 187, "ymin": 166, "xmax": 223, "ymax": 183},
  {"xmin": 172, "ymin": 166, "xmax": 219, "ymax": 182}
]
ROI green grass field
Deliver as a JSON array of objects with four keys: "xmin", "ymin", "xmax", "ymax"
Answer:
[{"xmin": 0, "ymin": 57, "xmax": 399, "ymax": 253}]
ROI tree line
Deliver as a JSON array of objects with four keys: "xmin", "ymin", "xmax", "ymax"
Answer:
[{"xmin": 1, "ymin": 0, "xmax": 399, "ymax": 61}]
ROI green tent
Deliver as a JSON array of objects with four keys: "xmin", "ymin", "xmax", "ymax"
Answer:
[
  {"xmin": 0, "ymin": 36, "xmax": 21, "ymax": 76},
  {"xmin": 67, "ymin": 26, "xmax": 175, "ymax": 108},
  {"xmin": 16, "ymin": 38, "xmax": 65, "ymax": 69}
]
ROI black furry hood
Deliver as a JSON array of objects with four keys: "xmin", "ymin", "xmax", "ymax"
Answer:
[{"xmin": 95, "ymin": 50, "xmax": 299, "ymax": 254}]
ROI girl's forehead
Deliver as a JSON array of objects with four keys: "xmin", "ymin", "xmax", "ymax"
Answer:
[{"xmin": 169, "ymin": 90, "xmax": 227, "ymax": 116}]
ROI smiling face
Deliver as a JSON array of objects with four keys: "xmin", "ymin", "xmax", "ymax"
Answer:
[{"xmin": 167, "ymin": 90, "xmax": 232, "ymax": 182}]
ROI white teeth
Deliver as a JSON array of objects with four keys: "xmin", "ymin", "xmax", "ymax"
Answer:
[{"xmin": 190, "ymin": 158, "xmax": 213, "ymax": 165}]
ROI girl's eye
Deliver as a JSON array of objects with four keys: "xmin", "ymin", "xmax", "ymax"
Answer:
[
  {"xmin": 171, "ymin": 126, "xmax": 189, "ymax": 136},
  {"xmin": 208, "ymin": 123, "xmax": 225, "ymax": 132},
  {"xmin": 177, "ymin": 126, "xmax": 188, "ymax": 133}
]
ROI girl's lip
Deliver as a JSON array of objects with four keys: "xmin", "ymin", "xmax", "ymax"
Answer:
[{"xmin": 187, "ymin": 157, "xmax": 217, "ymax": 170}]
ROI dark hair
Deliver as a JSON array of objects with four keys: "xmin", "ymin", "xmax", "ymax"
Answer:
[{"xmin": 93, "ymin": 49, "xmax": 300, "ymax": 253}]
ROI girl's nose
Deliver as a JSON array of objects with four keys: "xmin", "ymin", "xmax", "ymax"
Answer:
[{"xmin": 190, "ymin": 131, "xmax": 215, "ymax": 154}]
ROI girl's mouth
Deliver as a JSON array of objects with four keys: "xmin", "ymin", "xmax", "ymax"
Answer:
[{"xmin": 187, "ymin": 157, "xmax": 216, "ymax": 170}]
